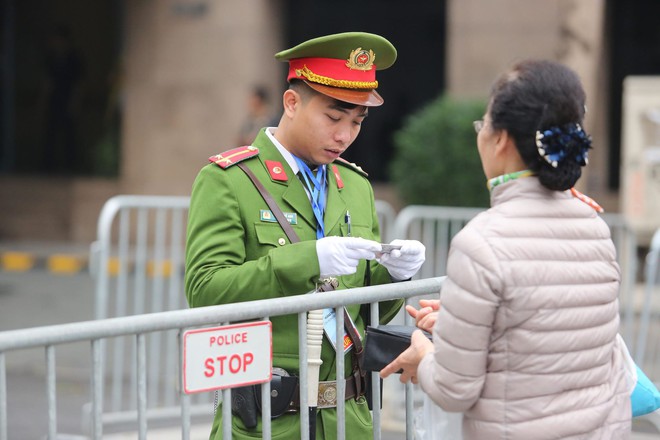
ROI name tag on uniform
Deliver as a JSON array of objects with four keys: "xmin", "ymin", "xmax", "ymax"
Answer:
[{"xmin": 260, "ymin": 210, "xmax": 298, "ymax": 225}]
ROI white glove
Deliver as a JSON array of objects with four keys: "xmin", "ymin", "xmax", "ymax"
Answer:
[
  {"xmin": 377, "ymin": 239, "xmax": 425, "ymax": 281},
  {"xmin": 316, "ymin": 236, "xmax": 381, "ymax": 278}
]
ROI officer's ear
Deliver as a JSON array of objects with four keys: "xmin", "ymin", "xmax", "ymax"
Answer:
[{"xmin": 282, "ymin": 89, "xmax": 301, "ymax": 118}]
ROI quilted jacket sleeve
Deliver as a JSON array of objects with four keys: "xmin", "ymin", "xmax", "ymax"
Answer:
[{"xmin": 417, "ymin": 223, "xmax": 502, "ymax": 411}]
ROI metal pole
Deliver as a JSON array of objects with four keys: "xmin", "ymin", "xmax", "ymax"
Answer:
[
  {"xmin": 635, "ymin": 240, "xmax": 659, "ymax": 364},
  {"xmin": 148, "ymin": 208, "xmax": 167, "ymax": 406},
  {"xmin": 221, "ymin": 323, "xmax": 232, "ymax": 439},
  {"xmin": 179, "ymin": 329, "xmax": 191, "ymax": 440},
  {"xmin": 404, "ymin": 296, "xmax": 414, "ymax": 440},
  {"xmin": 137, "ymin": 333, "xmax": 147, "ymax": 440},
  {"xmin": 222, "ymin": 388, "xmax": 232, "ymax": 439},
  {"xmin": 111, "ymin": 208, "xmax": 128, "ymax": 411},
  {"xmin": 261, "ymin": 316, "xmax": 272, "ymax": 440},
  {"xmin": 0, "ymin": 352, "xmax": 7, "ymax": 440},
  {"xmin": 46, "ymin": 345, "xmax": 57, "ymax": 439},
  {"xmin": 91, "ymin": 339, "xmax": 103, "ymax": 439},
  {"xmin": 369, "ymin": 302, "xmax": 381, "ymax": 440},
  {"xmin": 335, "ymin": 306, "xmax": 345, "ymax": 440}
]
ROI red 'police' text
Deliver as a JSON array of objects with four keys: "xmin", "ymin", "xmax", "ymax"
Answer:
[{"xmin": 209, "ymin": 332, "xmax": 248, "ymax": 346}]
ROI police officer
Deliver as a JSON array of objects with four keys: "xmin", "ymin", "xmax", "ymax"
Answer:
[{"xmin": 185, "ymin": 31, "xmax": 426, "ymax": 440}]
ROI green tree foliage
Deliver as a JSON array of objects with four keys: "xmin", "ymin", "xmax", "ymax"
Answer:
[{"xmin": 391, "ymin": 95, "xmax": 489, "ymax": 208}]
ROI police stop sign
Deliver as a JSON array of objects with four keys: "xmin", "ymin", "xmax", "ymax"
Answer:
[{"xmin": 183, "ymin": 321, "xmax": 272, "ymax": 394}]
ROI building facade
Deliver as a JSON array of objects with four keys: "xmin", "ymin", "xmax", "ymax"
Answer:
[{"xmin": 1, "ymin": 0, "xmax": 658, "ymax": 243}]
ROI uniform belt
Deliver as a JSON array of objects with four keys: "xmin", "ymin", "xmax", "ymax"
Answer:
[{"xmin": 290, "ymin": 374, "xmax": 360, "ymax": 410}]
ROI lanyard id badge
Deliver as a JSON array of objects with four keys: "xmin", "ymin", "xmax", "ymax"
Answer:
[{"xmin": 323, "ymin": 307, "xmax": 360, "ymax": 354}]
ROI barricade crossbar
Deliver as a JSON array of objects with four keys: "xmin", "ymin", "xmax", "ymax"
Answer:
[{"xmin": 0, "ymin": 277, "xmax": 445, "ymax": 440}]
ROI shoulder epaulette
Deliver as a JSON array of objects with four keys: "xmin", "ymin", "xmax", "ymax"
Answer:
[
  {"xmin": 209, "ymin": 146, "xmax": 259, "ymax": 169},
  {"xmin": 334, "ymin": 157, "xmax": 368, "ymax": 177}
]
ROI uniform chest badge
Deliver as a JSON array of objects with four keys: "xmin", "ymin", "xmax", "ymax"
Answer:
[{"xmin": 260, "ymin": 210, "xmax": 298, "ymax": 224}]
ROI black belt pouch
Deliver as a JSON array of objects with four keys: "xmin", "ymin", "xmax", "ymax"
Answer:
[{"xmin": 255, "ymin": 374, "xmax": 299, "ymax": 417}]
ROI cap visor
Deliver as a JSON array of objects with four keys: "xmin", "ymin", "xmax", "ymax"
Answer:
[{"xmin": 304, "ymin": 81, "xmax": 384, "ymax": 107}]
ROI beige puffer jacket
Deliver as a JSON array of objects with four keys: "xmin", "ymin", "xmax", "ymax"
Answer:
[{"xmin": 418, "ymin": 177, "xmax": 631, "ymax": 439}]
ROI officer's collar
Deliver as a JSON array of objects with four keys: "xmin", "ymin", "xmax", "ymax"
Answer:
[
  {"xmin": 265, "ymin": 127, "xmax": 300, "ymax": 175},
  {"xmin": 265, "ymin": 128, "xmax": 320, "ymax": 173}
]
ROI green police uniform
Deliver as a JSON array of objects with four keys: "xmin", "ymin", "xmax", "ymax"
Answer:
[{"xmin": 184, "ymin": 32, "xmax": 402, "ymax": 440}]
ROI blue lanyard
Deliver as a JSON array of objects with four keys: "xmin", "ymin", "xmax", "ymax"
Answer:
[
  {"xmin": 294, "ymin": 157, "xmax": 353, "ymax": 353},
  {"xmin": 294, "ymin": 157, "xmax": 327, "ymax": 239}
]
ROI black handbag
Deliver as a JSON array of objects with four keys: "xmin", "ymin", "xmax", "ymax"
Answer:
[{"xmin": 362, "ymin": 325, "xmax": 432, "ymax": 372}]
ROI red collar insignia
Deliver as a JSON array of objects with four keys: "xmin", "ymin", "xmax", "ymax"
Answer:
[
  {"xmin": 332, "ymin": 165, "xmax": 344, "ymax": 189},
  {"xmin": 266, "ymin": 160, "xmax": 288, "ymax": 182}
]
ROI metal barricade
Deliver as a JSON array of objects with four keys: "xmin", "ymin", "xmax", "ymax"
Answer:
[
  {"xmin": 393, "ymin": 206, "xmax": 638, "ymax": 281},
  {"xmin": 0, "ymin": 278, "xmax": 445, "ymax": 440},
  {"xmin": 88, "ymin": 195, "xmax": 201, "ymax": 429},
  {"xmin": 86, "ymin": 195, "xmax": 402, "ymax": 433},
  {"xmin": 392, "ymin": 205, "xmax": 483, "ymax": 279},
  {"xmin": 375, "ymin": 200, "xmax": 397, "ymax": 244},
  {"xmin": 633, "ymin": 227, "xmax": 660, "ymax": 432},
  {"xmin": 635, "ymin": 227, "xmax": 660, "ymax": 376},
  {"xmin": 601, "ymin": 213, "xmax": 640, "ymax": 348}
]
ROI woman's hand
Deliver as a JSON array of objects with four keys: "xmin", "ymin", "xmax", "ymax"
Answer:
[
  {"xmin": 379, "ymin": 330, "xmax": 434, "ymax": 383},
  {"xmin": 406, "ymin": 299, "xmax": 440, "ymax": 332}
]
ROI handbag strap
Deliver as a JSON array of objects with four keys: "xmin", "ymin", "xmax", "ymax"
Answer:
[{"xmin": 237, "ymin": 162, "xmax": 300, "ymax": 244}]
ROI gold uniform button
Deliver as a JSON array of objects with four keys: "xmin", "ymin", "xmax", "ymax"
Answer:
[{"xmin": 278, "ymin": 238, "xmax": 286, "ymax": 246}]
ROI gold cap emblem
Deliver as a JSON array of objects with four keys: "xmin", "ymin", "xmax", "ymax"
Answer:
[{"xmin": 346, "ymin": 48, "xmax": 375, "ymax": 71}]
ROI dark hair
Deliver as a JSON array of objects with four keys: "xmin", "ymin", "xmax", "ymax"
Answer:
[
  {"xmin": 289, "ymin": 79, "xmax": 359, "ymax": 110},
  {"xmin": 489, "ymin": 59, "xmax": 588, "ymax": 190},
  {"xmin": 289, "ymin": 79, "xmax": 314, "ymax": 100}
]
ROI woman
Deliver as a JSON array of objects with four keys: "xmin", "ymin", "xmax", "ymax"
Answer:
[{"xmin": 380, "ymin": 59, "xmax": 632, "ymax": 439}]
